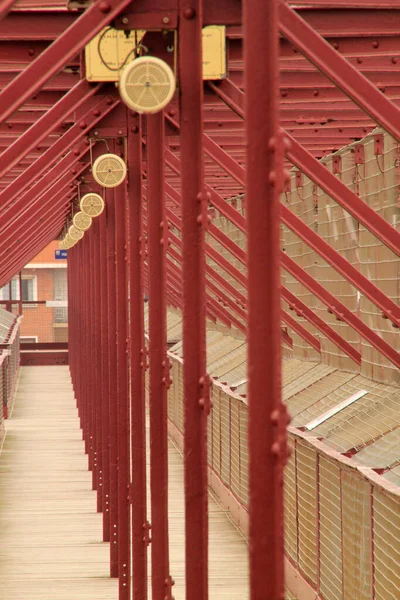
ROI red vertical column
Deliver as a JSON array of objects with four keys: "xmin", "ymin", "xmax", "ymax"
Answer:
[
  {"xmin": 178, "ymin": 2, "xmax": 209, "ymax": 599},
  {"xmin": 83, "ymin": 233, "xmax": 92, "ymax": 459},
  {"xmin": 89, "ymin": 227, "xmax": 98, "ymax": 489},
  {"xmin": 94, "ymin": 217, "xmax": 103, "ymax": 509},
  {"xmin": 99, "ymin": 205, "xmax": 111, "ymax": 540},
  {"xmin": 115, "ymin": 178, "xmax": 130, "ymax": 600},
  {"xmin": 147, "ymin": 112, "xmax": 171, "ymax": 598},
  {"xmin": 106, "ymin": 187, "xmax": 119, "ymax": 577},
  {"xmin": 127, "ymin": 111, "xmax": 148, "ymax": 600},
  {"xmin": 244, "ymin": 1, "xmax": 286, "ymax": 598}
]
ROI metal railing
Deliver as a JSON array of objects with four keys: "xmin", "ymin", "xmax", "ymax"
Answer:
[
  {"xmin": 0, "ymin": 309, "xmax": 21, "ymax": 421},
  {"xmin": 166, "ymin": 345, "xmax": 400, "ymax": 600}
]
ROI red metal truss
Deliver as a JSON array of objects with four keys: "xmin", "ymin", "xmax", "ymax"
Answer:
[
  {"xmin": 165, "ymin": 190, "xmax": 360, "ymax": 364},
  {"xmin": 278, "ymin": 2, "xmax": 400, "ymax": 141},
  {"xmin": 176, "ymin": 122, "xmax": 400, "ymax": 328},
  {"xmin": 163, "ymin": 144, "xmax": 396, "ymax": 365},
  {"xmin": 0, "ymin": 79, "xmax": 101, "ymax": 178},
  {"xmin": 0, "ymin": 0, "xmax": 16, "ymax": 22},
  {"xmin": 0, "ymin": 162, "xmax": 89, "ymax": 258},
  {"xmin": 0, "ymin": 0, "xmax": 132, "ymax": 124},
  {"xmin": 208, "ymin": 78, "xmax": 400, "ymax": 257},
  {"xmin": 1, "ymin": 4, "xmax": 400, "ymax": 600},
  {"xmin": 0, "ymin": 94, "xmax": 119, "ymax": 222}
]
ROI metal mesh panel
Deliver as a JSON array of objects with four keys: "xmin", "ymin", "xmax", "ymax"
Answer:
[
  {"xmin": 383, "ymin": 465, "xmax": 400, "ymax": 486},
  {"xmin": 291, "ymin": 371, "xmax": 356, "ymax": 426},
  {"xmin": 211, "ymin": 386, "xmax": 221, "ymax": 477},
  {"xmin": 355, "ymin": 427, "xmax": 400, "ymax": 469},
  {"xmin": 220, "ymin": 390, "xmax": 231, "ymax": 486},
  {"xmin": 358, "ymin": 133, "xmax": 400, "ymax": 385},
  {"xmin": 373, "ymin": 488, "xmax": 400, "ymax": 600},
  {"xmin": 341, "ymin": 471, "xmax": 372, "ymax": 599},
  {"xmin": 314, "ymin": 377, "xmax": 400, "ymax": 452},
  {"xmin": 296, "ymin": 441, "xmax": 318, "ymax": 585},
  {"xmin": 283, "ymin": 173, "xmax": 320, "ymax": 360},
  {"xmin": 177, "ymin": 360, "xmax": 184, "ymax": 432},
  {"xmin": 284, "ymin": 436, "xmax": 297, "ymax": 564},
  {"xmin": 238, "ymin": 402, "xmax": 248, "ymax": 505},
  {"xmin": 316, "ymin": 150, "xmax": 361, "ymax": 372},
  {"xmin": 283, "ymin": 363, "xmax": 335, "ymax": 406},
  {"xmin": 319, "ymin": 457, "xmax": 342, "ymax": 600},
  {"xmin": 230, "ymin": 398, "xmax": 241, "ymax": 500}
]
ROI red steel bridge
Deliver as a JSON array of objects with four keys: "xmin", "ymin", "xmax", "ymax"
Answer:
[{"xmin": 0, "ymin": 1, "xmax": 399, "ymax": 599}]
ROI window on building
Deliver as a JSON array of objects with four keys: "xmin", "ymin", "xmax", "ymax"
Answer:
[{"xmin": 0, "ymin": 276, "xmax": 37, "ymax": 303}]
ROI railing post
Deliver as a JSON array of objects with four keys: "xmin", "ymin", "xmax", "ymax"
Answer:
[
  {"xmin": 114, "ymin": 174, "xmax": 130, "ymax": 600},
  {"xmin": 147, "ymin": 111, "xmax": 172, "ymax": 599},
  {"xmin": 127, "ymin": 110, "xmax": 148, "ymax": 600},
  {"xmin": 178, "ymin": 2, "xmax": 209, "ymax": 599},
  {"xmin": 106, "ymin": 186, "xmax": 119, "ymax": 578},
  {"xmin": 99, "ymin": 204, "xmax": 111, "ymax": 541},
  {"xmin": 244, "ymin": 0, "xmax": 287, "ymax": 598}
]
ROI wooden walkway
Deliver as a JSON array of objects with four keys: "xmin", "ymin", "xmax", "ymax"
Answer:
[
  {"xmin": 0, "ymin": 366, "xmax": 117, "ymax": 600},
  {"xmin": 0, "ymin": 366, "xmax": 252, "ymax": 599}
]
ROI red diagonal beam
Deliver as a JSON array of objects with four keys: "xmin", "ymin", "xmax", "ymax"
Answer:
[
  {"xmin": 166, "ymin": 240, "xmax": 247, "ymax": 334},
  {"xmin": 278, "ymin": 2, "xmax": 400, "ymax": 141},
  {"xmin": 0, "ymin": 142, "xmax": 91, "ymax": 235},
  {"xmin": 166, "ymin": 255, "xmax": 247, "ymax": 335},
  {"xmin": 0, "ymin": 162, "xmax": 88, "ymax": 256},
  {"xmin": 0, "ymin": 0, "xmax": 132, "ymax": 124},
  {"xmin": 0, "ymin": 79, "xmax": 101, "ymax": 179},
  {"xmin": 208, "ymin": 78, "xmax": 400, "ymax": 258},
  {"xmin": 0, "ymin": 0, "xmax": 16, "ymax": 22},
  {"xmin": 1, "ymin": 204, "xmax": 70, "ymax": 280},
  {"xmin": 185, "ymin": 123, "xmax": 400, "ymax": 327},
  {"xmin": 163, "ymin": 158, "xmax": 367, "ymax": 366},
  {"xmin": 165, "ymin": 204, "xmax": 320, "ymax": 355},
  {"xmin": 0, "ymin": 221, "xmax": 66, "ymax": 288},
  {"xmin": 0, "ymin": 94, "xmax": 118, "ymax": 222}
]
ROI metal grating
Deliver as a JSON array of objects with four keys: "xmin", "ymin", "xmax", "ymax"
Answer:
[
  {"xmin": 291, "ymin": 371, "xmax": 357, "ymax": 427},
  {"xmin": 220, "ymin": 390, "xmax": 231, "ymax": 487},
  {"xmin": 296, "ymin": 441, "xmax": 318, "ymax": 585},
  {"xmin": 373, "ymin": 488, "xmax": 400, "ymax": 600},
  {"xmin": 283, "ymin": 436, "xmax": 297, "ymax": 564},
  {"xmin": 355, "ymin": 427, "xmax": 400, "ymax": 469},
  {"xmin": 311, "ymin": 376, "xmax": 399, "ymax": 452},
  {"xmin": 319, "ymin": 457, "xmax": 342, "ymax": 600},
  {"xmin": 211, "ymin": 386, "xmax": 221, "ymax": 477},
  {"xmin": 341, "ymin": 471, "xmax": 372, "ymax": 600}
]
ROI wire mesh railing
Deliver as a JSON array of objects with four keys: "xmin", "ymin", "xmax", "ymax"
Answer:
[
  {"xmin": 0, "ymin": 307, "xmax": 21, "ymax": 424},
  {"xmin": 165, "ymin": 319, "xmax": 400, "ymax": 600}
]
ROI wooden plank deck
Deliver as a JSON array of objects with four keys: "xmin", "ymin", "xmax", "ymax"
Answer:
[
  {"xmin": 0, "ymin": 366, "xmax": 295, "ymax": 599},
  {"xmin": 0, "ymin": 366, "xmax": 117, "ymax": 600}
]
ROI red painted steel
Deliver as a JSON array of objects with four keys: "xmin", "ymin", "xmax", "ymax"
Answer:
[
  {"xmin": 178, "ymin": 2, "xmax": 209, "ymax": 598},
  {"xmin": 0, "ymin": 0, "xmax": 132, "ymax": 124},
  {"xmin": 114, "ymin": 180, "xmax": 130, "ymax": 600},
  {"xmin": 163, "ymin": 166, "xmax": 359, "ymax": 363},
  {"xmin": 106, "ymin": 187, "xmax": 119, "ymax": 578},
  {"xmin": 0, "ymin": 0, "xmax": 16, "ymax": 22},
  {"xmin": 0, "ymin": 95, "xmax": 119, "ymax": 223},
  {"xmin": 147, "ymin": 112, "xmax": 172, "ymax": 599},
  {"xmin": 244, "ymin": 1, "xmax": 286, "ymax": 598},
  {"xmin": 279, "ymin": 2, "xmax": 400, "ymax": 142},
  {"xmin": 127, "ymin": 111, "xmax": 148, "ymax": 600},
  {"xmin": 0, "ymin": 79, "xmax": 101, "ymax": 179},
  {"xmin": 99, "ymin": 206, "xmax": 111, "ymax": 541},
  {"xmin": 209, "ymin": 78, "xmax": 400, "ymax": 257},
  {"xmin": 2, "ymin": 4, "xmax": 400, "ymax": 600}
]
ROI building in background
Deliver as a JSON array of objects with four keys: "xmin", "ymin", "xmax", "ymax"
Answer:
[{"xmin": 0, "ymin": 242, "xmax": 68, "ymax": 343}]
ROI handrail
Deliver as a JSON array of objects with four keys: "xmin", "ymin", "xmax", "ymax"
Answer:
[{"xmin": 0, "ymin": 315, "xmax": 22, "ymax": 350}]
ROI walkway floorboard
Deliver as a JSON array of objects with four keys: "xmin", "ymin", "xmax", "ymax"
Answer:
[
  {"xmin": 0, "ymin": 366, "xmax": 295, "ymax": 599},
  {"xmin": 0, "ymin": 366, "xmax": 117, "ymax": 600}
]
